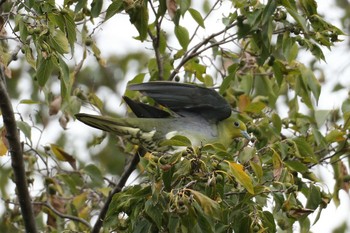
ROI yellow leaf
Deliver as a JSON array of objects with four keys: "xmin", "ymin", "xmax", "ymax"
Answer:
[
  {"xmin": 226, "ymin": 161, "xmax": 254, "ymax": 194},
  {"xmin": 188, "ymin": 189, "xmax": 221, "ymax": 219},
  {"xmin": 0, "ymin": 138, "xmax": 7, "ymax": 156},
  {"xmin": 238, "ymin": 95, "xmax": 250, "ymax": 112},
  {"xmin": 0, "ymin": 128, "xmax": 8, "ymax": 156},
  {"xmin": 50, "ymin": 144, "xmax": 76, "ymax": 169}
]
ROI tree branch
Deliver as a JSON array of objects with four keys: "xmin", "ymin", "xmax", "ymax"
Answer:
[
  {"xmin": 188, "ymin": 0, "xmax": 221, "ymax": 45},
  {"xmin": 168, "ymin": 22, "xmax": 238, "ymax": 81},
  {"xmin": 33, "ymin": 202, "xmax": 91, "ymax": 228},
  {"xmin": 91, "ymin": 148, "xmax": 144, "ymax": 233},
  {"xmin": 148, "ymin": 0, "xmax": 164, "ymax": 80},
  {"xmin": 0, "ymin": 66, "xmax": 37, "ymax": 232}
]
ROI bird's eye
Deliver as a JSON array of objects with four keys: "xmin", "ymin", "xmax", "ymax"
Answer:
[{"xmin": 234, "ymin": 121, "xmax": 240, "ymax": 127}]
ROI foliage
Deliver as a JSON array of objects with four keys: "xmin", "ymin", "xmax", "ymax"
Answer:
[{"xmin": 0, "ymin": 0, "xmax": 349, "ymax": 232}]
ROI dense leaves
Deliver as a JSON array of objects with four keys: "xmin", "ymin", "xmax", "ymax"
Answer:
[{"xmin": 0, "ymin": 0, "xmax": 349, "ymax": 232}]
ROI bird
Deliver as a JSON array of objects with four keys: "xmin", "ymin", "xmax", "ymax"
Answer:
[{"xmin": 75, "ymin": 82, "xmax": 250, "ymax": 152}]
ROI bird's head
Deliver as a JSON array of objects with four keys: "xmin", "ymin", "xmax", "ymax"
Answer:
[
  {"xmin": 217, "ymin": 116, "xmax": 251, "ymax": 146},
  {"xmin": 231, "ymin": 119, "xmax": 250, "ymax": 140}
]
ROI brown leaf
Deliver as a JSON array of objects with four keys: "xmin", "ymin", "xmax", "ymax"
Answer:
[
  {"xmin": 0, "ymin": 16, "xmax": 4, "ymax": 32},
  {"xmin": 166, "ymin": 0, "xmax": 177, "ymax": 19},
  {"xmin": 238, "ymin": 95, "xmax": 250, "ymax": 112},
  {"xmin": 59, "ymin": 114, "xmax": 69, "ymax": 130},
  {"xmin": 288, "ymin": 207, "xmax": 314, "ymax": 219},
  {"xmin": 50, "ymin": 144, "xmax": 76, "ymax": 169},
  {"xmin": 272, "ymin": 150, "xmax": 283, "ymax": 181},
  {"xmin": 4, "ymin": 66, "xmax": 11, "ymax": 79},
  {"xmin": 49, "ymin": 96, "xmax": 62, "ymax": 116},
  {"xmin": 47, "ymin": 195, "xmax": 66, "ymax": 228},
  {"xmin": 340, "ymin": 161, "xmax": 349, "ymax": 193}
]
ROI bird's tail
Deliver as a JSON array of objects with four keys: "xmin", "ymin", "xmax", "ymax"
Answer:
[{"xmin": 75, "ymin": 113, "xmax": 140, "ymax": 136}]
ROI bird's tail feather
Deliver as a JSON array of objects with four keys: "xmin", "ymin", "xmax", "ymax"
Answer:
[{"xmin": 75, "ymin": 113, "xmax": 136, "ymax": 135}]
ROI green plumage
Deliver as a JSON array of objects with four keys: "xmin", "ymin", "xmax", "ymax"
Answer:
[{"xmin": 75, "ymin": 82, "xmax": 250, "ymax": 152}]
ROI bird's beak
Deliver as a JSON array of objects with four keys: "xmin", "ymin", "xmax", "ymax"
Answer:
[{"xmin": 241, "ymin": 131, "xmax": 251, "ymax": 141}]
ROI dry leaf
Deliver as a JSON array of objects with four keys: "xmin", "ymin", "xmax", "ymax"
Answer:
[
  {"xmin": 50, "ymin": 144, "xmax": 76, "ymax": 169},
  {"xmin": 49, "ymin": 96, "xmax": 62, "ymax": 115},
  {"xmin": 59, "ymin": 114, "xmax": 69, "ymax": 130},
  {"xmin": 166, "ymin": 0, "xmax": 177, "ymax": 19},
  {"xmin": 0, "ymin": 128, "xmax": 8, "ymax": 156},
  {"xmin": 340, "ymin": 161, "xmax": 349, "ymax": 193}
]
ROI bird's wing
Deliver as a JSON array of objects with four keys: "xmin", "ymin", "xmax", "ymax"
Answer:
[
  {"xmin": 123, "ymin": 96, "xmax": 171, "ymax": 118},
  {"xmin": 128, "ymin": 81, "xmax": 231, "ymax": 121}
]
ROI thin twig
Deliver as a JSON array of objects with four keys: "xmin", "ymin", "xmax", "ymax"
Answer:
[
  {"xmin": 168, "ymin": 22, "xmax": 238, "ymax": 81},
  {"xmin": 33, "ymin": 202, "xmax": 91, "ymax": 228},
  {"xmin": 188, "ymin": 0, "xmax": 221, "ymax": 44},
  {"xmin": 148, "ymin": 0, "xmax": 164, "ymax": 80},
  {"xmin": 91, "ymin": 148, "xmax": 144, "ymax": 233},
  {"xmin": 0, "ymin": 66, "xmax": 37, "ymax": 232}
]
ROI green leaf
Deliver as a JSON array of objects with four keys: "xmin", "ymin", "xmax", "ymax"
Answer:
[
  {"xmin": 342, "ymin": 99, "xmax": 350, "ymax": 114},
  {"xmin": 306, "ymin": 184, "xmax": 321, "ymax": 210},
  {"xmin": 292, "ymin": 137, "xmax": 316, "ymax": 162},
  {"xmin": 23, "ymin": 45, "xmax": 36, "ymax": 68},
  {"xmin": 68, "ymin": 96, "xmax": 82, "ymax": 115},
  {"xmin": 50, "ymin": 30, "xmax": 70, "ymax": 54},
  {"xmin": 175, "ymin": 25, "xmax": 190, "ymax": 49},
  {"xmin": 19, "ymin": 99, "xmax": 41, "ymax": 105},
  {"xmin": 310, "ymin": 43, "xmax": 325, "ymax": 61},
  {"xmin": 249, "ymin": 157, "xmax": 263, "ymax": 181},
  {"xmin": 62, "ymin": 11, "xmax": 76, "ymax": 53},
  {"xmin": 311, "ymin": 127, "xmax": 327, "ymax": 148},
  {"xmin": 134, "ymin": 219, "xmax": 152, "ymax": 233},
  {"xmin": 261, "ymin": 0, "xmax": 276, "ymax": 25},
  {"xmin": 188, "ymin": 189, "xmax": 221, "ymax": 219},
  {"xmin": 127, "ymin": 2, "xmax": 149, "ymax": 41},
  {"xmin": 16, "ymin": 121, "xmax": 32, "ymax": 142},
  {"xmin": 105, "ymin": 0, "xmax": 123, "ymax": 21},
  {"xmin": 18, "ymin": 18, "xmax": 28, "ymax": 41},
  {"xmin": 58, "ymin": 56, "xmax": 70, "ymax": 100},
  {"xmin": 325, "ymin": 130, "xmax": 346, "ymax": 143},
  {"xmin": 288, "ymin": 43, "xmax": 299, "ymax": 62},
  {"xmin": 300, "ymin": 0, "xmax": 318, "ymax": 15},
  {"xmin": 192, "ymin": 201, "xmax": 215, "ymax": 233},
  {"xmin": 271, "ymin": 113, "xmax": 282, "ymax": 134},
  {"xmin": 341, "ymin": 98, "xmax": 350, "ymax": 129},
  {"xmin": 299, "ymin": 65, "xmax": 321, "ymax": 103},
  {"xmin": 179, "ymin": 0, "xmax": 191, "ymax": 16},
  {"xmin": 314, "ymin": 110, "xmax": 330, "ymax": 128},
  {"xmin": 283, "ymin": 2, "xmax": 308, "ymax": 33},
  {"xmin": 90, "ymin": 0, "xmax": 103, "ymax": 18},
  {"xmin": 184, "ymin": 59, "xmax": 206, "ymax": 78},
  {"xmin": 88, "ymin": 92, "xmax": 104, "ymax": 112},
  {"xmin": 239, "ymin": 147, "xmax": 256, "ymax": 163},
  {"xmin": 285, "ymin": 160, "xmax": 308, "ymax": 173},
  {"xmin": 261, "ymin": 211, "xmax": 276, "ymax": 232},
  {"xmin": 83, "ymin": 164, "xmax": 104, "ymax": 187},
  {"xmin": 272, "ymin": 60, "xmax": 285, "ymax": 86},
  {"xmin": 160, "ymin": 135, "xmax": 192, "ymax": 147},
  {"xmin": 145, "ymin": 200, "xmax": 163, "ymax": 228},
  {"xmin": 105, "ymin": 185, "xmax": 152, "ymax": 226},
  {"xmin": 226, "ymin": 161, "xmax": 254, "ymax": 194},
  {"xmin": 244, "ymin": 101, "xmax": 266, "ymax": 114},
  {"xmin": 188, "ymin": 8, "xmax": 204, "ymax": 28},
  {"xmin": 37, "ymin": 57, "xmax": 54, "ymax": 87}
]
